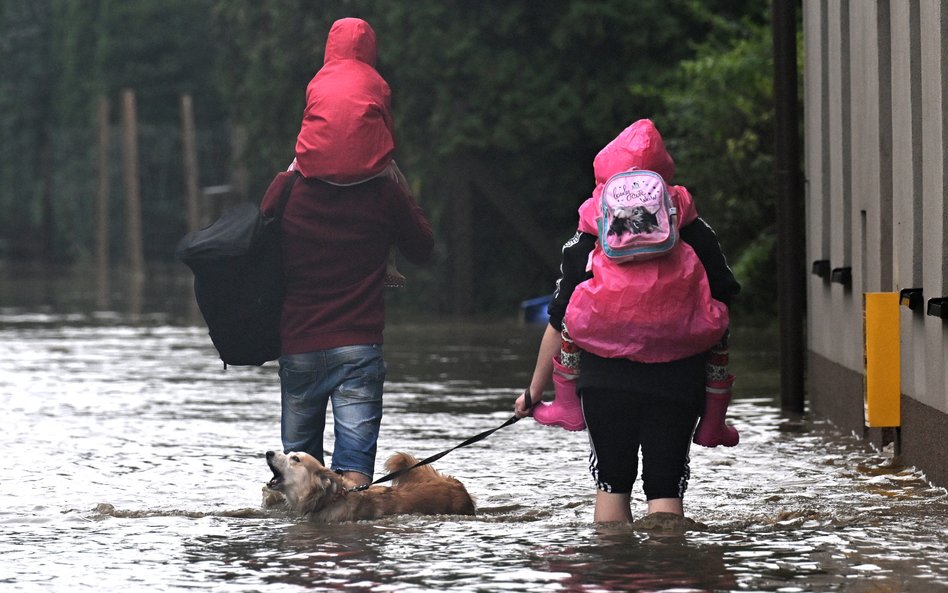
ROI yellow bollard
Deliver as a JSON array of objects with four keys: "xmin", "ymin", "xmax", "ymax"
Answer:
[{"xmin": 863, "ymin": 292, "xmax": 901, "ymax": 427}]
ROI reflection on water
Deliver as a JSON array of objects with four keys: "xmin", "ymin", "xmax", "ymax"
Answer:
[{"xmin": 1, "ymin": 302, "xmax": 948, "ymax": 591}]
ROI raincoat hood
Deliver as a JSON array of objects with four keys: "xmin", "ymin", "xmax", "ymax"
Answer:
[
  {"xmin": 323, "ymin": 17, "xmax": 378, "ymax": 66},
  {"xmin": 295, "ymin": 18, "xmax": 395, "ymax": 184},
  {"xmin": 578, "ymin": 119, "xmax": 690, "ymax": 234},
  {"xmin": 593, "ymin": 118, "xmax": 675, "ymax": 185}
]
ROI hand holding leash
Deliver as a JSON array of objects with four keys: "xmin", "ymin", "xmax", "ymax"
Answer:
[{"xmin": 514, "ymin": 388, "xmax": 538, "ymax": 418}]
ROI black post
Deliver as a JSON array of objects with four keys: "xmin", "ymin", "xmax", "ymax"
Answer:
[{"xmin": 772, "ymin": 0, "xmax": 806, "ymax": 413}]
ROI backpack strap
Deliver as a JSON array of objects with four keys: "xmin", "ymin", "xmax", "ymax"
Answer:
[{"xmin": 272, "ymin": 171, "xmax": 302, "ymax": 220}]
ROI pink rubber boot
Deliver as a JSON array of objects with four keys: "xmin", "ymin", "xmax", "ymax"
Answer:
[
  {"xmin": 533, "ymin": 356, "xmax": 586, "ymax": 431},
  {"xmin": 693, "ymin": 374, "xmax": 739, "ymax": 447}
]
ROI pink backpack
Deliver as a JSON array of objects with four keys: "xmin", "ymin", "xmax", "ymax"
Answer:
[{"xmin": 598, "ymin": 169, "xmax": 678, "ymax": 262}]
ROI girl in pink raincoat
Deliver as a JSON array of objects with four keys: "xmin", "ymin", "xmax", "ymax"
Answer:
[{"xmin": 514, "ymin": 119, "xmax": 740, "ymax": 524}]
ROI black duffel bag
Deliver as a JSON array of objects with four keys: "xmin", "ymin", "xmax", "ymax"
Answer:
[{"xmin": 175, "ymin": 171, "xmax": 300, "ymax": 367}]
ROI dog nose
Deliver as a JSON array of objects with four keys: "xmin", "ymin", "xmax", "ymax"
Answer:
[{"xmin": 266, "ymin": 451, "xmax": 275, "ymax": 459}]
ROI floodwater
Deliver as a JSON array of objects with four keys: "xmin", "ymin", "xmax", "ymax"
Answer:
[{"xmin": 2, "ymin": 267, "xmax": 948, "ymax": 592}]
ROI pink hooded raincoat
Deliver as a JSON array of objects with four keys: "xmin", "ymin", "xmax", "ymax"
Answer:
[
  {"xmin": 294, "ymin": 18, "xmax": 395, "ymax": 184},
  {"xmin": 563, "ymin": 119, "xmax": 729, "ymax": 363}
]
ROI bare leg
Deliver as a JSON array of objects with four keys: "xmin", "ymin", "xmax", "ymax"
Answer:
[
  {"xmin": 646, "ymin": 497, "xmax": 683, "ymax": 515},
  {"xmin": 594, "ymin": 490, "xmax": 633, "ymax": 523}
]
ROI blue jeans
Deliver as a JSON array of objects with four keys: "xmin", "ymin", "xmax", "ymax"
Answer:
[{"xmin": 279, "ymin": 345, "xmax": 385, "ymax": 478}]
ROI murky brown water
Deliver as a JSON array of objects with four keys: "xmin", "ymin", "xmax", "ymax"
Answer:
[{"xmin": 1, "ymin": 268, "xmax": 948, "ymax": 592}]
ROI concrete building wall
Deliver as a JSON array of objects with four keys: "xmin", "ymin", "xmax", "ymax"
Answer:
[{"xmin": 803, "ymin": 0, "xmax": 948, "ymax": 487}]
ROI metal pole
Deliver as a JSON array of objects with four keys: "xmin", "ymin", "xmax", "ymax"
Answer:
[{"xmin": 772, "ymin": 0, "xmax": 806, "ymax": 413}]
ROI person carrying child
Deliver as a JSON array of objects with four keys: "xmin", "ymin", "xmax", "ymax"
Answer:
[
  {"xmin": 514, "ymin": 119, "xmax": 740, "ymax": 524},
  {"xmin": 265, "ymin": 17, "xmax": 433, "ymax": 489}
]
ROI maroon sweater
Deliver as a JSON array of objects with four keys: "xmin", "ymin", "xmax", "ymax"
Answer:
[{"xmin": 261, "ymin": 171, "xmax": 433, "ymax": 354}]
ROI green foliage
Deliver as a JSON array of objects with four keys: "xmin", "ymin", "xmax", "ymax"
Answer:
[
  {"xmin": 0, "ymin": 1, "xmax": 53, "ymax": 257},
  {"xmin": 661, "ymin": 6, "xmax": 775, "ymax": 249},
  {"xmin": 0, "ymin": 0, "xmax": 226, "ymax": 261},
  {"xmin": 654, "ymin": 3, "xmax": 778, "ymax": 320},
  {"xmin": 731, "ymin": 233, "xmax": 778, "ymax": 323},
  {"xmin": 211, "ymin": 0, "xmax": 328, "ymax": 184},
  {"xmin": 98, "ymin": 0, "xmax": 221, "ymax": 121}
]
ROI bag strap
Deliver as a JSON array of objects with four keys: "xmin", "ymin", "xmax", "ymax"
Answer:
[{"xmin": 272, "ymin": 171, "xmax": 301, "ymax": 220}]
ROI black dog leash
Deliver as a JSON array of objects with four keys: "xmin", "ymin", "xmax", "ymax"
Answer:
[{"xmin": 348, "ymin": 398, "xmax": 530, "ymax": 493}]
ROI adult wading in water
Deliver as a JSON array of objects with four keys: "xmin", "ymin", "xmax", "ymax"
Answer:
[{"xmin": 262, "ymin": 17, "xmax": 434, "ymax": 488}]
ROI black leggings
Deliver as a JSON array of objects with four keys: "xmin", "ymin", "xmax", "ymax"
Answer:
[{"xmin": 582, "ymin": 388, "xmax": 701, "ymax": 499}]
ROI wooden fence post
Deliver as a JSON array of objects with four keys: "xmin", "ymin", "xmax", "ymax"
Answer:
[
  {"xmin": 120, "ymin": 89, "xmax": 145, "ymax": 280},
  {"xmin": 180, "ymin": 93, "xmax": 201, "ymax": 233},
  {"xmin": 96, "ymin": 95, "xmax": 111, "ymax": 308},
  {"xmin": 120, "ymin": 89, "xmax": 144, "ymax": 314}
]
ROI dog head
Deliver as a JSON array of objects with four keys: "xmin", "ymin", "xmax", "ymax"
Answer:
[{"xmin": 265, "ymin": 450, "xmax": 344, "ymax": 513}]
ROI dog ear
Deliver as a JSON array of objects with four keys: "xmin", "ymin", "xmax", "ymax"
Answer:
[
  {"xmin": 315, "ymin": 472, "xmax": 335, "ymax": 493},
  {"xmin": 298, "ymin": 469, "xmax": 340, "ymax": 514}
]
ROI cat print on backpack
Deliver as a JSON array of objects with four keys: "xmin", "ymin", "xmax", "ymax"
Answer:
[
  {"xmin": 598, "ymin": 169, "xmax": 678, "ymax": 263},
  {"xmin": 607, "ymin": 205, "xmax": 661, "ymax": 236}
]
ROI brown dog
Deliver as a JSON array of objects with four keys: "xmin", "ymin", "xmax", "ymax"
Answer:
[{"xmin": 264, "ymin": 450, "xmax": 475, "ymax": 522}]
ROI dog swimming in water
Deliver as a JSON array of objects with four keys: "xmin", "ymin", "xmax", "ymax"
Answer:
[{"xmin": 264, "ymin": 450, "xmax": 475, "ymax": 522}]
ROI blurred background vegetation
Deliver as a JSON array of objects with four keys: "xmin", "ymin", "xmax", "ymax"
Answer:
[{"xmin": 0, "ymin": 0, "xmax": 791, "ymax": 323}]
